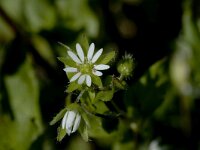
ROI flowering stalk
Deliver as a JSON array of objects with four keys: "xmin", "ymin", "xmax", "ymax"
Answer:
[{"xmin": 50, "ymin": 37, "xmax": 134, "ymax": 142}]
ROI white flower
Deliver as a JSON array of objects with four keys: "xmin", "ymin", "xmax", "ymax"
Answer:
[
  {"xmin": 61, "ymin": 110, "xmax": 81, "ymax": 136},
  {"xmin": 63, "ymin": 43, "xmax": 110, "ymax": 87}
]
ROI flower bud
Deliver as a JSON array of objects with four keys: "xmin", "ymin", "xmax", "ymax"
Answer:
[
  {"xmin": 61, "ymin": 110, "xmax": 81, "ymax": 135},
  {"xmin": 117, "ymin": 53, "xmax": 134, "ymax": 78}
]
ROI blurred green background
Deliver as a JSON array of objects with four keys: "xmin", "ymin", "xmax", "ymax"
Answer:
[{"xmin": 0, "ymin": 0, "xmax": 200, "ymax": 149}]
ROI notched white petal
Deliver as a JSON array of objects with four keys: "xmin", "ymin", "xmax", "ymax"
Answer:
[
  {"xmin": 78, "ymin": 74, "xmax": 86, "ymax": 84},
  {"xmin": 67, "ymin": 51, "xmax": 82, "ymax": 64},
  {"xmin": 63, "ymin": 67, "xmax": 78, "ymax": 73},
  {"xmin": 92, "ymin": 70, "xmax": 103, "ymax": 76},
  {"xmin": 65, "ymin": 111, "xmax": 76, "ymax": 131},
  {"xmin": 72, "ymin": 114, "xmax": 81, "ymax": 133},
  {"xmin": 87, "ymin": 43, "xmax": 95, "ymax": 61},
  {"xmin": 76, "ymin": 43, "xmax": 85, "ymax": 63},
  {"xmin": 91, "ymin": 48, "xmax": 103, "ymax": 63},
  {"xmin": 70, "ymin": 72, "xmax": 81, "ymax": 82},
  {"xmin": 86, "ymin": 75, "xmax": 92, "ymax": 87},
  {"xmin": 62, "ymin": 111, "xmax": 68, "ymax": 129},
  {"xmin": 94, "ymin": 64, "xmax": 110, "ymax": 70}
]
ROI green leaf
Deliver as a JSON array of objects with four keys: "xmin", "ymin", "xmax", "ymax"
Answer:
[
  {"xmin": 0, "ymin": 17, "xmax": 15, "ymax": 42},
  {"xmin": 24, "ymin": 0, "xmax": 56, "ymax": 32},
  {"xmin": 96, "ymin": 51, "xmax": 116, "ymax": 65},
  {"xmin": 57, "ymin": 126, "xmax": 67, "ymax": 142},
  {"xmin": 55, "ymin": 0, "xmax": 99, "ymax": 37},
  {"xmin": 50, "ymin": 108, "xmax": 67, "ymax": 125},
  {"xmin": 96, "ymin": 90, "xmax": 114, "ymax": 102},
  {"xmin": 32, "ymin": 35, "xmax": 56, "ymax": 67},
  {"xmin": 66, "ymin": 82, "xmax": 81, "ymax": 93},
  {"xmin": 3, "ymin": 55, "xmax": 43, "ymax": 150},
  {"xmin": 125, "ymin": 59, "xmax": 169, "ymax": 117}
]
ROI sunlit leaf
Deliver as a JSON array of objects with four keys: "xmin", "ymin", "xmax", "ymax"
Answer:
[
  {"xmin": 55, "ymin": 0, "xmax": 99, "ymax": 37},
  {"xmin": 3, "ymin": 55, "xmax": 43, "ymax": 150},
  {"xmin": 24, "ymin": 0, "xmax": 56, "ymax": 32}
]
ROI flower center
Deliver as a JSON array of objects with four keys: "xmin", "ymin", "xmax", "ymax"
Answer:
[{"xmin": 79, "ymin": 63, "xmax": 92, "ymax": 74}]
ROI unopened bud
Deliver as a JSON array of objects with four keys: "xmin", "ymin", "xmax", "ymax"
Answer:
[{"xmin": 117, "ymin": 53, "xmax": 134, "ymax": 78}]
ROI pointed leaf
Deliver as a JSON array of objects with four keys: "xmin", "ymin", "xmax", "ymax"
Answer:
[
  {"xmin": 66, "ymin": 82, "xmax": 81, "ymax": 93},
  {"xmin": 79, "ymin": 123, "xmax": 89, "ymax": 142},
  {"xmin": 96, "ymin": 90, "xmax": 114, "ymax": 102},
  {"xmin": 50, "ymin": 108, "xmax": 67, "ymax": 125},
  {"xmin": 96, "ymin": 51, "xmax": 115, "ymax": 65},
  {"xmin": 57, "ymin": 126, "xmax": 67, "ymax": 142}
]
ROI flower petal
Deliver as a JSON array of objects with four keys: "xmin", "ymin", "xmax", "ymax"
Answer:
[
  {"xmin": 63, "ymin": 67, "xmax": 78, "ymax": 73},
  {"xmin": 91, "ymin": 48, "xmax": 103, "ymax": 63},
  {"xmin": 66, "ymin": 111, "xmax": 76, "ymax": 135},
  {"xmin": 87, "ymin": 43, "xmax": 95, "ymax": 61},
  {"xmin": 61, "ymin": 111, "xmax": 68, "ymax": 129},
  {"xmin": 72, "ymin": 113, "xmax": 81, "ymax": 133},
  {"xmin": 86, "ymin": 75, "xmax": 92, "ymax": 87},
  {"xmin": 92, "ymin": 70, "xmax": 103, "ymax": 76},
  {"xmin": 67, "ymin": 51, "xmax": 82, "ymax": 64},
  {"xmin": 70, "ymin": 72, "xmax": 81, "ymax": 82},
  {"xmin": 94, "ymin": 64, "xmax": 110, "ymax": 70},
  {"xmin": 78, "ymin": 74, "xmax": 86, "ymax": 85},
  {"xmin": 76, "ymin": 43, "xmax": 85, "ymax": 63}
]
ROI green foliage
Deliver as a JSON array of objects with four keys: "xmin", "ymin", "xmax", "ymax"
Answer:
[
  {"xmin": 57, "ymin": 126, "xmax": 67, "ymax": 142},
  {"xmin": 1, "ymin": 56, "xmax": 43, "ymax": 150},
  {"xmin": 96, "ymin": 51, "xmax": 116, "ymax": 65},
  {"xmin": 50, "ymin": 108, "xmax": 67, "ymax": 126},
  {"xmin": 96, "ymin": 90, "xmax": 114, "ymax": 102},
  {"xmin": 1, "ymin": 0, "xmax": 200, "ymax": 149}
]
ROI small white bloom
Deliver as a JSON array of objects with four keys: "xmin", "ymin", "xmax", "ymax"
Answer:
[
  {"xmin": 63, "ymin": 43, "xmax": 110, "ymax": 87},
  {"xmin": 61, "ymin": 110, "xmax": 81, "ymax": 136}
]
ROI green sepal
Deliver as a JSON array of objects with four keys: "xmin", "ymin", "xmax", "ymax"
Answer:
[
  {"xmin": 67, "ymin": 103, "xmax": 81, "ymax": 111},
  {"xmin": 66, "ymin": 82, "xmax": 81, "ymax": 93},
  {"xmin": 91, "ymin": 74, "xmax": 103, "ymax": 88},
  {"xmin": 96, "ymin": 51, "xmax": 115, "ymax": 65},
  {"xmin": 57, "ymin": 126, "xmax": 67, "ymax": 142},
  {"xmin": 58, "ymin": 42, "xmax": 71, "ymax": 51},
  {"xmin": 79, "ymin": 35, "xmax": 89, "ymax": 55},
  {"xmin": 95, "ymin": 90, "xmax": 114, "ymax": 102},
  {"xmin": 50, "ymin": 107, "xmax": 67, "ymax": 125},
  {"xmin": 57, "ymin": 56, "xmax": 76, "ymax": 68}
]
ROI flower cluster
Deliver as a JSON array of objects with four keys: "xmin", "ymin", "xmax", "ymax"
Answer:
[{"xmin": 63, "ymin": 43, "xmax": 110, "ymax": 87}]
